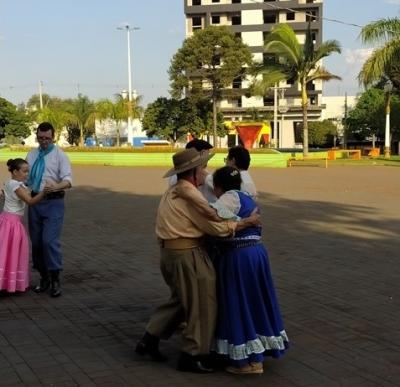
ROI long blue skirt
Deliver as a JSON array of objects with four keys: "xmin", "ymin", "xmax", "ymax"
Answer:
[{"xmin": 214, "ymin": 243, "xmax": 289, "ymax": 367}]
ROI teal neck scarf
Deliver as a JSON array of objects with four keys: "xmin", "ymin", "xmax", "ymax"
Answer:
[{"xmin": 27, "ymin": 144, "xmax": 55, "ymax": 192}]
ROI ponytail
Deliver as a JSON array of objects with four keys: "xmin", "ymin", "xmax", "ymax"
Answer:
[{"xmin": 7, "ymin": 158, "xmax": 27, "ymax": 173}]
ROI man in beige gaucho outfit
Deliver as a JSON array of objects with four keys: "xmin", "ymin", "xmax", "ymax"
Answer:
[{"xmin": 135, "ymin": 148, "xmax": 260, "ymax": 373}]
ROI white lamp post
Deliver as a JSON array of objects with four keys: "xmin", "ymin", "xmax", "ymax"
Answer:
[
  {"xmin": 117, "ymin": 23, "xmax": 139, "ymax": 146},
  {"xmin": 383, "ymin": 79, "xmax": 393, "ymax": 159},
  {"xmin": 277, "ymin": 87, "xmax": 288, "ymax": 149}
]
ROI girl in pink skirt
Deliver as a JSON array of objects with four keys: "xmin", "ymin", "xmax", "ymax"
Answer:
[{"xmin": 0, "ymin": 159, "xmax": 45, "ymax": 293}]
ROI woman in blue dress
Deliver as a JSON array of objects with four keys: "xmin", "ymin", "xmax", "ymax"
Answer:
[{"xmin": 210, "ymin": 166, "xmax": 289, "ymax": 375}]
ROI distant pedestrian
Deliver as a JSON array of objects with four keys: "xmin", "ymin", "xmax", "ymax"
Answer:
[
  {"xmin": 26, "ymin": 122, "xmax": 72, "ymax": 298},
  {"xmin": 0, "ymin": 159, "xmax": 45, "ymax": 293}
]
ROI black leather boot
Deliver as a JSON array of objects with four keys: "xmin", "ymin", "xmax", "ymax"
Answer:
[
  {"xmin": 49, "ymin": 270, "xmax": 62, "ymax": 298},
  {"xmin": 135, "ymin": 332, "xmax": 168, "ymax": 362},
  {"xmin": 33, "ymin": 270, "xmax": 50, "ymax": 293},
  {"xmin": 177, "ymin": 352, "xmax": 214, "ymax": 374}
]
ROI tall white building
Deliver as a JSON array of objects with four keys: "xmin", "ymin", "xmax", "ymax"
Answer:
[{"xmin": 184, "ymin": 0, "xmax": 324, "ymax": 148}]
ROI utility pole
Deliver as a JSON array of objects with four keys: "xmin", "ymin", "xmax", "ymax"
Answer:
[
  {"xmin": 117, "ymin": 23, "xmax": 140, "ymax": 146},
  {"xmin": 38, "ymin": 80, "xmax": 43, "ymax": 110},
  {"xmin": 343, "ymin": 92, "xmax": 348, "ymax": 149},
  {"xmin": 273, "ymin": 83, "xmax": 278, "ymax": 147}
]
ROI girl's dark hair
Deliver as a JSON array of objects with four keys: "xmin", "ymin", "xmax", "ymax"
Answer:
[
  {"xmin": 7, "ymin": 158, "xmax": 28, "ymax": 173},
  {"xmin": 213, "ymin": 166, "xmax": 242, "ymax": 193},
  {"xmin": 227, "ymin": 146, "xmax": 251, "ymax": 170}
]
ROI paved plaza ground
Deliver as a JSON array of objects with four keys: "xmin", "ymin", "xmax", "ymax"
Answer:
[{"xmin": 0, "ymin": 165, "xmax": 399, "ymax": 387}]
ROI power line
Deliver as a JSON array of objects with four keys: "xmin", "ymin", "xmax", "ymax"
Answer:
[{"xmin": 253, "ymin": 0, "xmax": 364, "ymax": 29}]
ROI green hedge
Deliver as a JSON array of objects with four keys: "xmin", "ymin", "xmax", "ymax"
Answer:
[
  {"xmin": 6, "ymin": 145, "xmax": 283, "ymax": 154},
  {"xmin": 0, "ymin": 148, "xmax": 288, "ymax": 168}
]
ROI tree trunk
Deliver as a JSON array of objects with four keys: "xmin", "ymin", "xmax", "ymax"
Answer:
[
  {"xmin": 79, "ymin": 124, "xmax": 84, "ymax": 147},
  {"xmin": 301, "ymin": 83, "xmax": 309, "ymax": 158}
]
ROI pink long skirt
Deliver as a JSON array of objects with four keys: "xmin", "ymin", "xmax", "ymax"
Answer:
[{"xmin": 0, "ymin": 212, "xmax": 30, "ymax": 292}]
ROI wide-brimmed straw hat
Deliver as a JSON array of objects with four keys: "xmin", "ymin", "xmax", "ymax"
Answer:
[{"xmin": 163, "ymin": 148, "xmax": 215, "ymax": 178}]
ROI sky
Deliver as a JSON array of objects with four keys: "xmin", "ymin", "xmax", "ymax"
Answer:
[{"xmin": 0, "ymin": 0, "xmax": 399, "ymax": 106}]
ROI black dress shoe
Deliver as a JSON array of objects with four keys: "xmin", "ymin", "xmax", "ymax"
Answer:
[
  {"xmin": 49, "ymin": 270, "xmax": 62, "ymax": 298},
  {"xmin": 135, "ymin": 341, "xmax": 168, "ymax": 362},
  {"xmin": 177, "ymin": 353, "xmax": 214, "ymax": 374},
  {"xmin": 33, "ymin": 278, "xmax": 50, "ymax": 293}
]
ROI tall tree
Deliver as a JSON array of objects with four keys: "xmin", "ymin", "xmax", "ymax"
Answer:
[
  {"xmin": 67, "ymin": 94, "xmax": 96, "ymax": 146},
  {"xmin": 0, "ymin": 98, "xmax": 31, "ymax": 142},
  {"xmin": 169, "ymin": 25, "xmax": 253, "ymax": 146},
  {"xmin": 96, "ymin": 94, "xmax": 143, "ymax": 146},
  {"xmin": 346, "ymin": 87, "xmax": 400, "ymax": 141},
  {"xmin": 251, "ymin": 23, "xmax": 341, "ymax": 156},
  {"xmin": 142, "ymin": 97, "xmax": 223, "ymax": 144}
]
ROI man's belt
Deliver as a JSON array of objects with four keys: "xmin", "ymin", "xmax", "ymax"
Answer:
[
  {"xmin": 158, "ymin": 238, "xmax": 202, "ymax": 250},
  {"xmin": 32, "ymin": 191, "xmax": 65, "ymax": 200}
]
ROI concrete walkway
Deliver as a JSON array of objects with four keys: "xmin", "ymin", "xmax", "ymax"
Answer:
[{"xmin": 0, "ymin": 165, "xmax": 399, "ymax": 386}]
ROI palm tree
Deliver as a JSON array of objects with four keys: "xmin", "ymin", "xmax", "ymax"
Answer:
[
  {"xmin": 67, "ymin": 94, "xmax": 96, "ymax": 147},
  {"xmin": 358, "ymin": 18, "xmax": 400, "ymax": 87},
  {"xmin": 251, "ymin": 24, "xmax": 341, "ymax": 156},
  {"xmin": 96, "ymin": 94, "xmax": 143, "ymax": 147},
  {"xmin": 358, "ymin": 18, "xmax": 400, "ymax": 158}
]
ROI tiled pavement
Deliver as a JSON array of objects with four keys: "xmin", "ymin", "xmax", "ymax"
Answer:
[{"xmin": 1, "ymin": 165, "xmax": 399, "ymax": 387}]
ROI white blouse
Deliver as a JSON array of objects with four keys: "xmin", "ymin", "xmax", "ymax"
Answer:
[{"xmin": 3, "ymin": 179, "xmax": 26, "ymax": 216}]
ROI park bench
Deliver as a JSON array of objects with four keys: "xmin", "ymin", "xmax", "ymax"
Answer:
[
  {"xmin": 287, "ymin": 156, "xmax": 328, "ymax": 168},
  {"xmin": 327, "ymin": 149, "xmax": 361, "ymax": 160},
  {"xmin": 363, "ymin": 147, "xmax": 380, "ymax": 158}
]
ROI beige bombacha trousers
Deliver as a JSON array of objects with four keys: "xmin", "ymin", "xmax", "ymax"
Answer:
[{"xmin": 146, "ymin": 246, "xmax": 217, "ymax": 356}]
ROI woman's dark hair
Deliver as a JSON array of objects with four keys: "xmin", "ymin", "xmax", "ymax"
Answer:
[
  {"xmin": 7, "ymin": 158, "xmax": 28, "ymax": 173},
  {"xmin": 186, "ymin": 138, "xmax": 213, "ymax": 151},
  {"xmin": 36, "ymin": 122, "xmax": 55, "ymax": 137},
  {"xmin": 213, "ymin": 166, "xmax": 242, "ymax": 193},
  {"xmin": 227, "ymin": 146, "xmax": 251, "ymax": 170}
]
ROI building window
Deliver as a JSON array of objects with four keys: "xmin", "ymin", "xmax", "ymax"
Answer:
[
  {"xmin": 232, "ymin": 76, "xmax": 242, "ymax": 89},
  {"xmin": 263, "ymin": 12, "xmax": 277, "ymax": 24},
  {"xmin": 306, "ymin": 10, "xmax": 317, "ymax": 22},
  {"xmin": 311, "ymin": 32, "xmax": 317, "ymax": 43},
  {"xmin": 192, "ymin": 16, "xmax": 202, "ymax": 31},
  {"xmin": 286, "ymin": 12, "xmax": 295, "ymax": 21},
  {"xmin": 264, "ymin": 0, "xmax": 275, "ymax": 2},
  {"xmin": 235, "ymin": 32, "xmax": 242, "ymax": 39},
  {"xmin": 212, "ymin": 0, "xmax": 220, "ymax": 3},
  {"xmin": 211, "ymin": 15, "xmax": 220, "ymax": 24},
  {"xmin": 263, "ymin": 53, "xmax": 277, "ymax": 65},
  {"xmin": 286, "ymin": 76, "xmax": 295, "ymax": 86},
  {"xmin": 293, "ymin": 122, "xmax": 303, "ymax": 143},
  {"xmin": 237, "ymin": 97, "xmax": 242, "ymax": 108},
  {"xmin": 306, "ymin": 82, "xmax": 315, "ymax": 91},
  {"xmin": 263, "ymin": 31, "xmax": 270, "ymax": 43},
  {"xmin": 263, "ymin": 97, "xmax": 274, "ymax": 106},
  {"xmin": 232, "ymin": 0, "xmax": 241, "ymax": 3},
  {"xmin": 310, "ymin": 96, "xmax": 317, "ymax": 105},
  {"xmin": 192, "ymin": 0, "xmax": 201, "ymax": 5},
  {"xmin": 231, "ymin": 14, "xmax": 241, "ymax": 25},
  {"xmin": 306, "ymin": 0, "xmax": 315, "ymax": 3},
  {"xmin": 212, "ymin": 55, "xmax": 221, "ymax": 66}
]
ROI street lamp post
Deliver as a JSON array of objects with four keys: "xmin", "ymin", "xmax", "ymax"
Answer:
[
  {"xmin": 277, "ymin": 87, "xmax": 288, "ymax": 149},
  {"xmin": 383, "ymin": 79, "xmax": 393, "ymax": 159},
  {"xmin": 117, "ymin": 23, "xmax": 139, "ymax": 146},
  {"xmin": 212, "ymin": 45, "xmax": 221, "ymax": 148}
]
